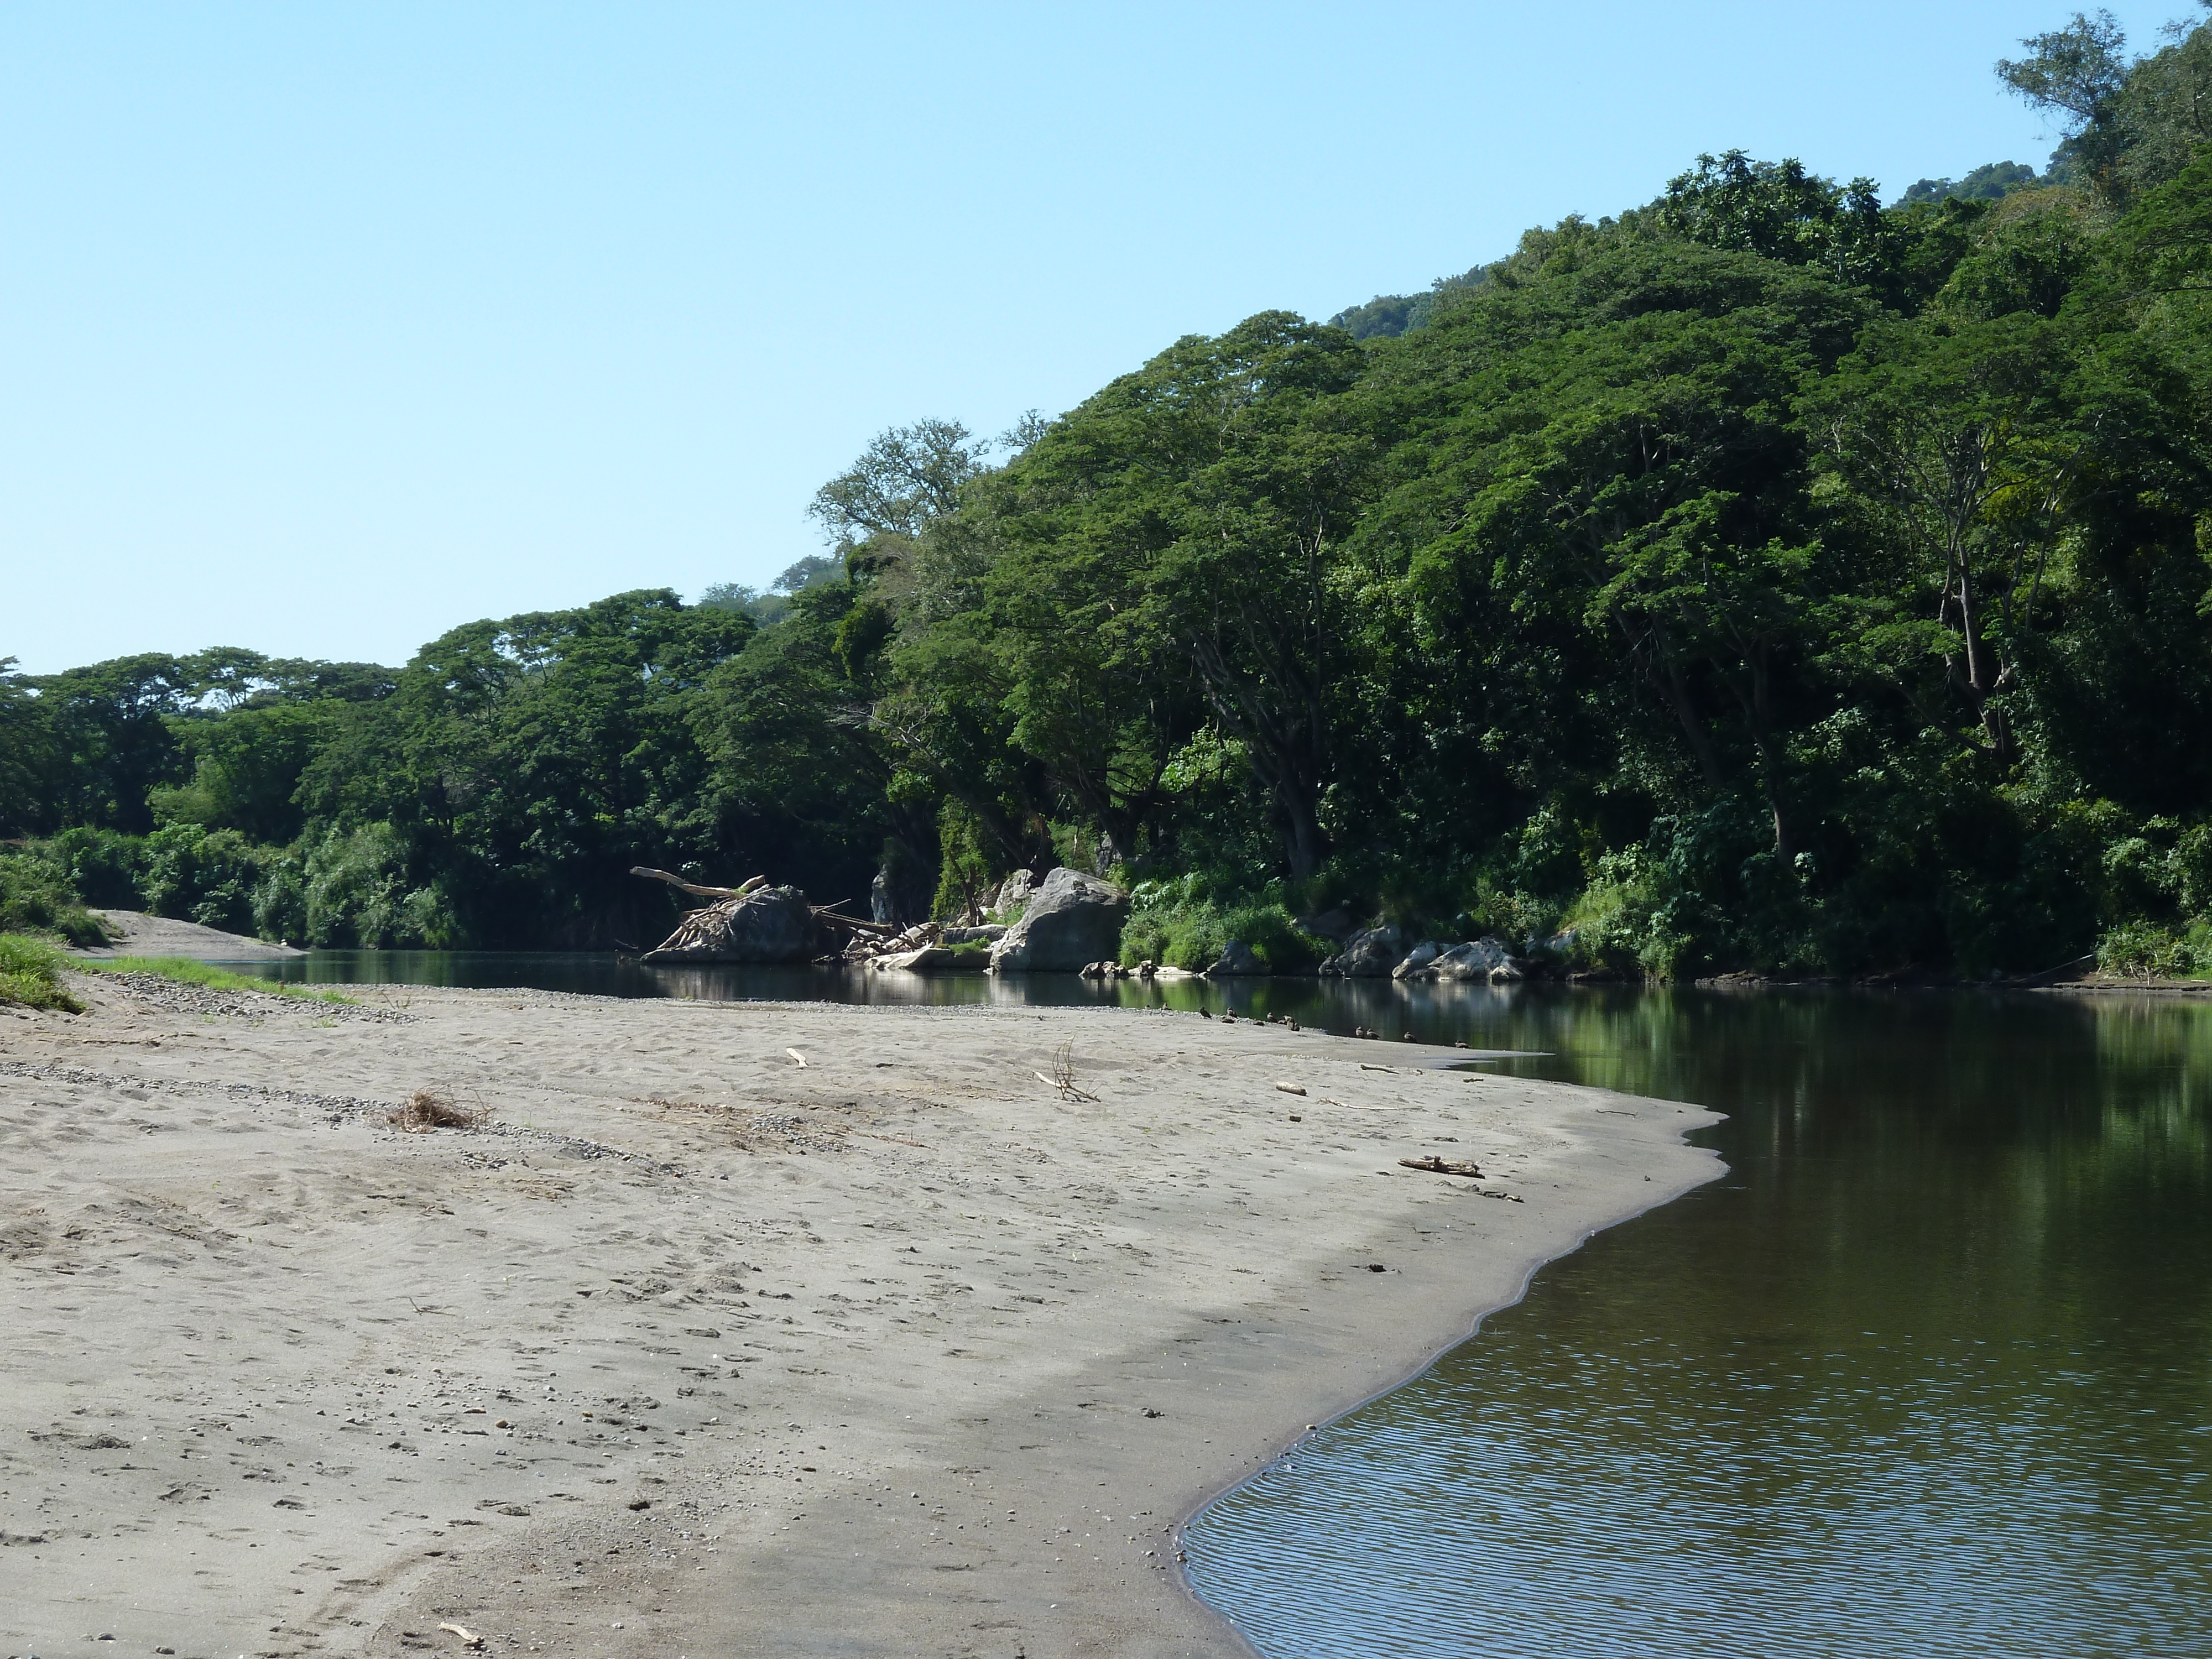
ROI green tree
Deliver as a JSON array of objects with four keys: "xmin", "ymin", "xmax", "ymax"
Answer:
[{"xmin": 1804, "ymin": 315, "xmax": 2083, "ymax": 760}]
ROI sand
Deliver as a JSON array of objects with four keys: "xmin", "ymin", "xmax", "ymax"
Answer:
[
  {"xmin": 75, "ymin": 911, "xmax": 307, "ymax": 961},
  {"xmin": 1, "ymin": 972, "xmax": 1721, "ymax": 1658}
]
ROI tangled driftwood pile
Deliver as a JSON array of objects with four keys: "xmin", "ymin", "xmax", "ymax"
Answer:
[
  {"xmin": 631, "ymin": 868, "xmax": 1014, "ymax": 971},
  {"xmin": 841, "ymin": 921, "xmax": 940, "ymax": 965},
  {"xmin": 631, "ymin": 868, "xmax": 900, "ymax": 964}
]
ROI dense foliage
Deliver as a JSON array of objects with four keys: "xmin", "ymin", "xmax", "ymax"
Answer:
[{"xmin": 7, "ymin": 12, "xmax": 2211, "ymax": 977}]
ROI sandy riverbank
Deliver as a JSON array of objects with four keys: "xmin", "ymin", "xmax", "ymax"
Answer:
[
  {"xmin": 72, "ymin": 910, "xmax": 307, "ymax": 961},
  {"xmin": 2, "ymin": 974, "xmax": 1720, "ymax": 1658}
]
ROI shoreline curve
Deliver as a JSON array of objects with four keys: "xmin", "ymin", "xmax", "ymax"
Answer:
[{"xmin": 0, "ymin": 980, "xmax": 1721, "ymax": 1658}]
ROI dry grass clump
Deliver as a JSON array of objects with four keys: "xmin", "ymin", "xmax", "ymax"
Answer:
[{"xmin": 388, "ymin": 1088, "xmax": 483, "ymax": 1133}]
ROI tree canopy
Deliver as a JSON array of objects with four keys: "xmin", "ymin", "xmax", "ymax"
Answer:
[{"xmin": 9, "ymin": 8, "xmax": 2212, "ymax": 978}]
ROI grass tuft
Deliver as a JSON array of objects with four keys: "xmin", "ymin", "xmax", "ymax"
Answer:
[
  {"xmin": 0, "ymin": 933, "xmax": 87, "ymax": 1013},
  {"xmin": 388, "ymin": 1088, "xmax": 482, "ymax": 1133},
  {"xmin": 76, "ymin": 954, "xmax": 356, "ymax": 1004}
]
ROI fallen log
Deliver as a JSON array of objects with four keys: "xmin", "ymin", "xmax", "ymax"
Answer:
[
  {"xmin": 1398, "ymin": 1155, "xmax": 1484, "ymax": 1178},
  {"xmin": 812, "ymin": 907, "xmax": 900, "ymax": 938},
  {"xmin": 630, "ymin": 867, "xmax": 768, "ymax": 900}
]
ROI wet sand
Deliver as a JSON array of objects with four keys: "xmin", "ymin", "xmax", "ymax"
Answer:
[{"xmin": 1, "ymin": 973, "xmax": 1720, "ymax": 1657}]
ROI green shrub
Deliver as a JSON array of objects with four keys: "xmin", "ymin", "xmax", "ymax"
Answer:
[
  {"xmin": 294, "ymin": 824, "xmax": 458, "ymax": 947},
  {"xmin": 1553, "ymin": 848, "xmax": 1674, "ymax": 975},
  {"xmin": 46, "ymin": 827, "xmax": 150, "ymax": 909},
  {"xmin": 930, "ymin": 804, "xmax": 999, "ymax": 921},
  {"xmin": 1118, "ymin": 877, "xmax": 1326, "ymax": 972},
  {"xmin": 0, "ymin": 932, "xmax": 85, "ymax": 1012},
  {"xmin": 0, "ymin": 846, "xmax": 109, "ymax": 947},
  {"xmin": 142, "ymin": 824, "xmax": 281, "ymax": 936},
  {"xmin": 252, "ymin": 863, "xmax": 307, "ymax": 944},
  {"xmin": 2096, "ymin": 919, "xmax": 2212, "ymax": 979}
]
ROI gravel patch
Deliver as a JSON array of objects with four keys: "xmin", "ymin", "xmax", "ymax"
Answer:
[{"xmin": 78, "ymin": 971, "xmax": 415, "ymax": 1023}]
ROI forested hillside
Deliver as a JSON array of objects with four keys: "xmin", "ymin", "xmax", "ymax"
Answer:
[{"xmin": 8, "ymin": 11, "xmax": 2212, "ymax": 979}]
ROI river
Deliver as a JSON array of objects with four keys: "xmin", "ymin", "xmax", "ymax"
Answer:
[{"xmin": 222, "ymin": 954, "xmax": 2212, "ymax": 1656}]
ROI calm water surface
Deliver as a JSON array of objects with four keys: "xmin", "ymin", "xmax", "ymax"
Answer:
[{"xmin": 222, "ymin": 954, "xmax": 2212, "ymax": 1656}]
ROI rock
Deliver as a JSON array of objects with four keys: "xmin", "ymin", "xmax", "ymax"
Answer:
[
  {"xmin": 988, "ymin": 868, "xmax": 1131, "ymax": 973},
  {"xmin": 1411, "ymin": 936, "xmax": 1522, "ymax": 982},
  {"xmin": 1319, "ymin": 924, "xmax": 1402, "ymax": 978},
  {"xmin": 641, "ymin": 886, "xmax": 819, "ymax": 964},
  {"xmin": 1391, "ymin": 940, "xmax": 1447, "ymax": 979},
  {"xmin": 990, "ymin": 869, "xmax": 1037, "ymax": 921},
  {"xmin": 1206, "ymin": 938, "xmax": 1265, "ymax": 977},
  {"xmin": 1537, "ymin": 926, "xmax": 1582, "ymax": 960},
  {"xmin": 869, "ymin": 857, "xmax": 933, "ymax": 929},
  {"xmin": 1292, "ymin": 907, "xmax": 1354, "ymax": 942},
  {"xmin": 870, "ymin": 946, "xmax": 969, "ymax": 973},
  {"xmin": 938, "ymin": 925, "xmax": 1007, "ymax": 945}
]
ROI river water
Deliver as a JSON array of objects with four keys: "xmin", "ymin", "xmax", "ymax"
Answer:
[{"xmin": 222, "ymin": 954, "xmax": 2212, "ymax": 1656}]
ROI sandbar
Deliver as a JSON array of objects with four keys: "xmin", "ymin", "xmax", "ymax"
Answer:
[{"xmin": 1, "ymin": 973, "xmax": 1720, "ymax": 1657}]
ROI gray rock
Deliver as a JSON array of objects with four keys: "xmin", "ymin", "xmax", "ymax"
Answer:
[
  {"xmin": 870, "ymin": 945, "xmax": 977, "ymax": 973},
  {"xmin": 1538, "ymin": 926, "xmax": 1582, "ymax": 959},
  {"xmin": 989, "ymin": 868, "xmax": 1130, "ymax": 973},
  {"xmin": 990, "ymin": 869, "xmax": 1037, "ymax": 921},
  {"xmin": 1293, "ymin": 908, "xmax": 1354, "ymax": 942},
  {"xmin": 1319, "ymin": 924, "xmax": 1403, "ymax": 978},
  {"xmin": 1412, "ymin": 936, "xmax": 1526, "ymax": 982},
  {"xmin": 1391, "ymin": 940, "xmax": 1448, "ymax": 979},
  {"xmin": 870, "ymin": 859, "xmax": 932, "ymax": 929},
  {"xmin": 1207, "ymin": 938, "xmax": 1264, "ymax": 977},
  {"xmin": 641, "ymin": 885, "xmax": 819, "ymax": 964},
  {"xmin": 938, "ymin": 925, "xmax": 1007, "ymax": 945}
]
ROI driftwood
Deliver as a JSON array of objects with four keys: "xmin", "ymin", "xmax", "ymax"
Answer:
[
  {"xmin": 813, "ymin": 910, "xmax": 899, "ymax": 937},
  {"xmin": 630, "ymin": 866, "xmax": 768, "ymax": 900},
  {"xmin": 1038, "ymin": 1041, "xmax": 1098, "ymax": 1102},
  {"xmin": 1399, "ymin": 1155, "xmax": 1485, "ymax": 1178},
  {"xmin": 629, "ymin": 866, "xmax": 901, "ymax": 941}
]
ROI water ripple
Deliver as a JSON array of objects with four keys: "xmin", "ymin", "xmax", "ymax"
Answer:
[{"xmin": 1186, "ymin": 991, "xmax": 2212, "ymax": 1659}]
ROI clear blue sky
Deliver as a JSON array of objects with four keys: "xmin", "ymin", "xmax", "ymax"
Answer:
[{"xmin": 1, "ymin": 1, "xmax": 2185, "ymax": 674}]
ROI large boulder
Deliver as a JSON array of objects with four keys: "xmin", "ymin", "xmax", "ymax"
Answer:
[
  {"xmin": 1391, "ymin": 940, "xmax": 1448, "ymax": 979},
  {"xmin": 1410, "ymin": 936, "xmax": 1524, "ymax": 982},
  {"xmin": 1206, "ymin": 938, "xmax": 1264, "ymax": 977},
  {"xmin": 939, "ymin": 924, "xmax": 1007, "ymax": 946},
  {"xmin": 989, "ymin": 868, "xmax": 1129, "ymax": 973},
  {"xmin": 1319, "ymin": 924, "xmax": 1402, "ymax": 978},
  {"xmin": 641, "ymin": 885, "xmax": 819, "ymax": 964}
]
